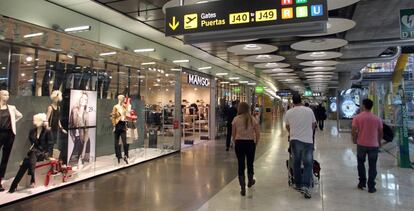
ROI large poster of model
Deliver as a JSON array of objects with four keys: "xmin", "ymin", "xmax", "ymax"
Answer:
[{"xmin": 67, "ymin": 90, "xmax": 97, "ymax": 166}]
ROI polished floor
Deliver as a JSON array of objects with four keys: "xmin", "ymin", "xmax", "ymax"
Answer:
[{"xmin": 1, "ymin": 119, "xmax": 414, "ymax": 211}]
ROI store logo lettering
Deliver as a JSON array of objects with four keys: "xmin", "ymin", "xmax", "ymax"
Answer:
[{"xmin": 188, "ymin": 74, "xmax": 210, "ymax": 86}]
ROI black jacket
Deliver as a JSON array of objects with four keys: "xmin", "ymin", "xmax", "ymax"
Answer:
[
  {"xmin": 226, "ymin": 107, "xmax": 238, "ymax": 126},
  {"xmin": 28, "ymin": 127, "xmax": 53, "ymax": 153}
]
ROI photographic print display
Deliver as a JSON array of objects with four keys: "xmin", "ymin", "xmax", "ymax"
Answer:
[{"xmin": 67, "ymin": 90, "xmax": 97, "ymax": 165}]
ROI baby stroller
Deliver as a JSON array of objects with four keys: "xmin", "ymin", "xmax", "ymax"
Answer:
[{"xmin": 286, "ymin": 138, "xmax": 321, "ymax": 187}]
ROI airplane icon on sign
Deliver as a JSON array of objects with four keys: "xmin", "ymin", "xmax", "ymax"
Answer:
[{"xmin": 184, "ymin": 14, "xmax": 198, "ymax": 29}]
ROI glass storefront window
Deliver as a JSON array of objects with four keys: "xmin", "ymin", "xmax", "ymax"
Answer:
[{"xmin": 0, "ymin": 16, "xmax": 181, "ymax": 204}]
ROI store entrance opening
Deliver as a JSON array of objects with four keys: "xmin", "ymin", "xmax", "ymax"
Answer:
[{"xmin": 181, "ymin": 73, "xmax": 211, "ymax": 148}]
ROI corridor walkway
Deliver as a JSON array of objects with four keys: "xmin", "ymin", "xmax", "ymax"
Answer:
[{"xmin": 1, "ymin": 120, "xmax": 413, "ymax": 211}]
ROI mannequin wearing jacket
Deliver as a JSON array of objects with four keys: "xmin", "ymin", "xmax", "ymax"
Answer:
[
  {"xmin": 111, "ymin": 95, "xmax": 128, "ymax": 164},
  {"xmin": 0, "ymin": 90, "xmax": 23, "ymax": 192},
  {"xmin": 9, "ymin": 113, "xmax": 52, "ymax": 193}
]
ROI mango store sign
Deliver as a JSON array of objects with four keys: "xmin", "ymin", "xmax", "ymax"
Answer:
[
  {"xmin": 188, "ymin": 74, "xmax": 210, "ymax": 87},
  {"xmin": 165, "ymin": 0, "xmax": 328, "ymax": 37}
]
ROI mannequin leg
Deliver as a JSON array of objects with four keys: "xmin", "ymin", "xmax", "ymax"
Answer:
[
  {"xmin": 0, "ymin": 132, "xmax": 15, "ymax": 179},
  {"xmin": 114, "ymin": 131, "xmax": 122, "ymax": 160},
  {"xmin": 9, "ymin": 157, "xmax": 30, "ymax": 193}
]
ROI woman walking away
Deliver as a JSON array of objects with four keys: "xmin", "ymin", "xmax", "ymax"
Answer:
[{"xmin": 232, "ymin": 102, "xmax": 260, "ymax": 196}]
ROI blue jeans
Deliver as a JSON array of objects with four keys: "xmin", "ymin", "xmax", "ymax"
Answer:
[
  {"xmin": 357, "ymin": 145, "xmax": 379, "ymax": 189},
  {"xmin": 290, "ymin": 139, "xmax": 313, "ymax": 188}
]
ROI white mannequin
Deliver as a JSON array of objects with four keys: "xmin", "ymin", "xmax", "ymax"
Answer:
[{"xmin": 0, "ymin": 90, "xmax": 23, "ymax": 192}]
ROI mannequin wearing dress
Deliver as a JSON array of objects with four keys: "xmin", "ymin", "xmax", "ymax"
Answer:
[{"xmin": 46, "ymin": 90, "xmax": 67, "ymax": 159}]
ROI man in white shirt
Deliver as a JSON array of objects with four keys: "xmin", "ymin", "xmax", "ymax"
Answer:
[{"xmin": 284, "ymin": 94, "xmax": 317, "ymax": 199}]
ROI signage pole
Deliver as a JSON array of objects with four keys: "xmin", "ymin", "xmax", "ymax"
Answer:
[{"xmin": 397, "ymin": 87, "xmax": 411, "ymax": 168}]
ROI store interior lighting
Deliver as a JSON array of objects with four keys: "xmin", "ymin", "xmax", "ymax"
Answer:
[
  {"xmin": 198, "ymin": 66, "xmax": 212, "ymax": 70},
  {"xmin": 134, "ymin": 48, "xmax": 155, "ymax": 53},
  {"xmin": 172, "ymin": 59, "xmax": 189, "ymax": 63},
  {"xmin": 141, "ymin": 62, "xmax": 156, "ymax": 65},
  {"xmin": 170, "ymin": 68, "xmax": 182, "ymax": 71},
  {"xmin": 229, "ymin": 77, "xmax": 240, "ymax": 80},
  {"xmin": 99, "ymin": 51, "xmax": 116, "ymax": 56},
  {"xmin": 23, "ymin": 32, "xmax": 44, "ymax": 38},
  {"xmin": 64, "ymin": 25, "xmax": 91, "ymax": 33},
  {"xmin": 216, "ymin": 73, "xmax": 228, "ymax": 76}
]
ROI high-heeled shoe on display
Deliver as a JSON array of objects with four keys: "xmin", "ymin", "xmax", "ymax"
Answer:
[
  {"xmin": 123, "ymin": 156, "xmax": 129, "ymax": 164},
  {"xmin": 117, "ymin": 157, "xmax": 121, "ymax": 164}
]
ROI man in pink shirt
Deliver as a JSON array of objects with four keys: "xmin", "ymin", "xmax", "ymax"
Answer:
[{"xmin": 352, "ymin": 99, "xmax": 383, "ymax": 193}]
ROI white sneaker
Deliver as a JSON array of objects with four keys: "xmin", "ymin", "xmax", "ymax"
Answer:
[{"xmin": 302, "ymin": 187, "xmax": 312, "ymax": 199}]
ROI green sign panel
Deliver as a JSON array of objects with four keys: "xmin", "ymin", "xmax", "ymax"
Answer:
[
  {"xmin": 304, "ymin": 90, "xmax": 313, "ymax": 97},
  {"xmin": 255, "ymin": 86, "xmax": 264, "ymax": 94},
  {"xmin": 398, "ymin": 101, "xmax": 411, "ymax": 168},
  {"xmin": 400, "ymin": 9, "xmax": 414, "ymax": 39},
  {"xmin": 233, "ymin": 87, "xmax": 241, "ymax": 93}
]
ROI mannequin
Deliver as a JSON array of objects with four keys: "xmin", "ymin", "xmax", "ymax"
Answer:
[
  {"xmin": 111, "ymin": 95, "xmax": 128, "ymax": 164},
  {"xmin": 46, "ymin": 90, "xmax": 67, "ymax": 158},
  {"xmin": 0, "ymin": 90, "xmax": 23, "ymax": 192},
  {"xmin": 8, "ymin": 113, "xmax": 52, "ymax": 193},
  {"xmin": 68, "ymin": 92, "xmax": 90, "ymax": 165}
]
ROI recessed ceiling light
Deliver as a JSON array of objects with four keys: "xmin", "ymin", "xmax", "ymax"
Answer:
[
  {"xmin": 64, "ymin": 26, "xmax": 91, "ymax": 33},
  {"xmin": 141, "ymin": 62, "xmax": 156, "ymax": 65},
  {"xmin": 220, "ymin": 81, "xmax": 230, "ymax": 84},
  {"xmin": 25, "ymin": 56, "xmax": 33, "ymax": 62},
  {"xmin": 198, "ymin": 66, "xmax": 212, "ymax": 70},
  {"xmin": 216, "ymin": 73, "xmax": 228, "ymax": 76},
  {"xmin": 243, "ymin": 44, "xmax": 261, "ymax": 51},
  {"xmin": 134, "ymin": 48, "xmax": 155, "ymax": 53},
  {"xmin": 23, "ymin": 32, "xmax": 44, "ymax": 38},
  {"xmin": 239, "ymin": 81, "xmax": 249, "ymax": 84},
  {"xmin": 230, "ymin": 83, "xmax": 239, "ymax": 86},
  {"xmin": 248, "ymin": 83, "xmax": 256, "ymax": 85},
  {"xmin": 99, "ymin": 52, "xmax": 117, "ymax": 56},
  {"xmin": 173, "ymin": 59, "xmax": 189, "ymax": 63},
  {"xmin": 171, "ymin": 68, "xmax": 182, "ymax": 71}
]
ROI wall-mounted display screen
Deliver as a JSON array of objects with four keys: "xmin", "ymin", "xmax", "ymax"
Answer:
[
  {"xmin": 328, "ymin": 97, "xmax": 337, "ymax": 113},
  {"xmin": 338, "ymin": 89, "xmax": 361, "ymax": 119}
]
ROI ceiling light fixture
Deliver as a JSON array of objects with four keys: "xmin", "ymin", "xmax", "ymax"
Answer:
[
  {"xmin": 230, "ymin": 83, "xmax": 239, "ymax": 86},
  {"xmin": 198, "ymin": 66, "xmax": 212, "ymax": 70},
  {"xmin": 134, "ymin": 48, "xmax": 155, "ymax": 53},
  {"xmin": 99, "ymin": 52, "xmax": 117, "ymax": 56},
  {"xmin": 239, "ymin": 81, "xmax": 249, "ymax": 84},
  {"xmin": 256, "ymin": 55, "xmax": 271, "ymax": 59},
  {"xmin": 141, "ymin": 62, "xmax": 156, "ymax": 65},
  {"xmin": 64, "ymin": 26, "xmax": 91, "ymax": 33},
  {"xmin": 310, "ymin": 52, "xmax": 327, "ymax": 57},
  {"xmin": 220, "ymin": 81, "xmax": 230, "ymax": 84},
  {"xmin": 229, "ymin": 77, "xmax": 240, "ymax": 80},
  {"xmin": 248, "ymin": 83, "xmax": 256, "ymax": 85},
  {"xmin": 170, "ymin": 68, "xmax": 182, "ymax": 71},
  {"xmin": 243, "ymin": 44, "xmax": 261, "ymax": 51},
  {"xmin": 25, "ymin": 56, "xmax": 33, "ymax": 62},
  {"xmin": 173, "ymin": 59, "xmax": 189, "ymax": 63},
  {"xmin": 216, "ymin": 73, "xmax": 228, "ymax": 76},
  {"xmin": 23, "ymin": 32, "xmax": 44, "ymax": 38}
]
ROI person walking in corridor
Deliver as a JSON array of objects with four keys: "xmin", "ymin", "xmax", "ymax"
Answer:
[
  {"xmin": 226, "ymin": 101, "xmax": 238, "ymax": 151},
  {"xmin": 284, "ymin": 94, "xmax": 316, "ymax": 199},
  {"xmin": 232, "ymin": 102, "xmax": 260, "ymax": 196},
  {"xmin": 352, "ymin": 99, "xmax": 383, "ymax": 193},
  {"xmin": 315, "ymin": 103, "xmax": 327, "ymax": 130}
]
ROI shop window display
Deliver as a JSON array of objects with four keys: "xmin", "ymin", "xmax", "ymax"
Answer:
[{"xmin": 0, "ymin": 16, "xmax": 180, "ymax": 205}]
